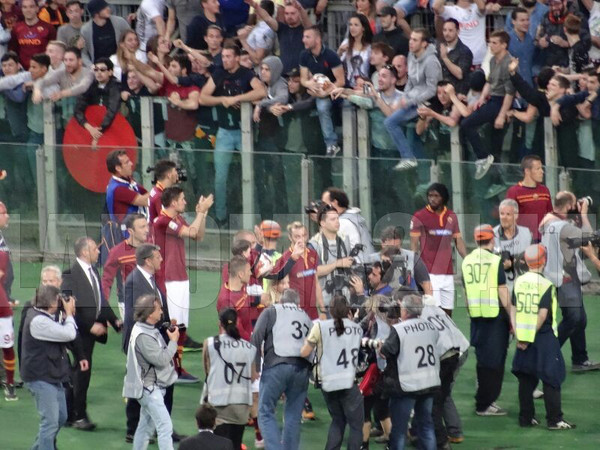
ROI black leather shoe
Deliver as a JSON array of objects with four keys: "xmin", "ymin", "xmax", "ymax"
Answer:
[
  {"xmin": 125, "ymin": 434, "xmax": 156, "ymax": 445},
  {"xmin": 72, "ymin": 418, "xmax": 96, "ymax": 431},
  {"xmin": 172, "ymin": 431, "xmax": 187, "ymax": 442},
  {"xmin": 182, "ymin": 335, "xmax": 203, "ymax": 350}
]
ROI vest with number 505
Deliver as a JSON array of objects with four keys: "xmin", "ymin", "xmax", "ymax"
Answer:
[{"xmin": 513, "ymin": 271, "xmax": 558, "ymax": 343}]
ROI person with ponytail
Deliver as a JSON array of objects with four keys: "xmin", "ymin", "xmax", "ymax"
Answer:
[
  {"xmin": 203, "ymin": 308, "xmax": 257, "ymax": 450},
  {"xmin": 301, "ymin": 295, "xmax": 364, "ymax": 450}
]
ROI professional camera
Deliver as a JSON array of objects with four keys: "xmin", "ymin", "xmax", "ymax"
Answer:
[
  {"xmin": 565, "ymin": 230, "xmax": 600, "ymax": 249},
  {"xmin": 146, "ymin": 165, "xmax": 188, "ymax": 184},
  {"xmin": 160, "ymin": 322, "xmax": 187, "ymax": 333},
  {"xmin": 378, "ymin": 300, "xmax": 401, "ymax": 320},
  {"xmin": 361, "ymin": 337, "xmax": 382, "ymax": 349},
  {"xmin": 497, "ymin": 250, "xmax": 528, "ymax": 280},
  {"xmin": 304, "ymin": 200, "xmax": 324, "ymax": 215}
]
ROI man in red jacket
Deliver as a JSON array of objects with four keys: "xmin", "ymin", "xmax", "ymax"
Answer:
[
  {"xmin": 9, "ymin": 0, "xmax": 56, "ymax": 69},
  {"xmin": 101, "ymin": 213, "xmax": 149, "ymax": 318}
]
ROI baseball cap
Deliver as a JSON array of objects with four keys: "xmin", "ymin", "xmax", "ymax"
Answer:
[
  {"xmin": 87, "ymin": 0, "xmax": 109, "ymax": 17},
  {"xmin": 286, "ymin": 67, "xmax": 301, "ymax": 78},
  {"xmin": 473, "ymin": 224, "xmax": 494, "ymax": 242},
  {"xmin": 260, "ymin": 220, "xmax": 281, "ymax": 239},
  {"xmin": 524, "ymin": 244, "xmax": 547, "ymax": 269}
]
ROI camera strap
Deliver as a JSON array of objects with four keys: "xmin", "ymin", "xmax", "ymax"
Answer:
[
  {"xmin": 213, "ymin": 335, "xmax": 251, "ymax": 382},
  {"xmin": 321, "ymin": 234, "xmax": 348, "ymax": 264}
]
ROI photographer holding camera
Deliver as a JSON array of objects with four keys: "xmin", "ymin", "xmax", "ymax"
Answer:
[
  {"xmin": 21, "ymin": 285, "xmax": 81, "ymax": 449},
  {"xmin": 539, "ymin": 191, "xmax": 600, "ymax": 372},
  {"xmin": 309, "ymin": 204, "xmax": 354, "ymax": 310},
  {"xmin": 123, "ymin": 294, "xmax": 179, "ymax": 450},
  {"xmin": 493, "ymin": 199, "xmax": 533, "ymax": 296}
]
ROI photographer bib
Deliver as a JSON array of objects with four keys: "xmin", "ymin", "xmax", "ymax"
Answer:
[
  {"xmin": 392, "ymin": 318, "xmax": 441, "ymax": 392},
  {"xmin": 206, "ymin": 334, "xmax": 256, "ymax": 407},
  {"xmin": 272, "ymin": 303, "xmax": 313, "ymax": 360},
  {"xmin": 319, "ymin": 318, "xmax": 363, "ymax": 392}
]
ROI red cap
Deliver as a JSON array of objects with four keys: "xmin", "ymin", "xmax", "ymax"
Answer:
[
  {"xmin": 474, "ymin": 224, "xmax": 494, "ymax": 242},
  {"xmin": 260, "ymin": 220, "xmax": 281, "ymax": 239},
  {"xmin": 524, "ymin": 244, "xmax": 547, "ymax": 269}
]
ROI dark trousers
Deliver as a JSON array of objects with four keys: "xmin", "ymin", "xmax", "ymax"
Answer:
[
  {"xmin": 558, "ymin": 303, "xmax": 588, "ymax": 365},
  {"xmin": 475, "ymin": 365, "xmax": 505, "ymax": 412},
  {"xmin": 460, "ymin": 96, "xmax": 505, "ymax": 159},
  {"xmin": 517, "ymin": 373, "xmax": 562, "ymax": 426},
  {"xmin": 433, "ymin": 355, "xmax": 459, "ymax": 446},
  {"xmin": 214, "ymin": 423, "xmax": 245, "ymax": 450},
  {"xmin": 126, "ymin": 384, "xmax": 174, "ymax": 435},
  {"xmin": 322, "ymin": 384, "xmax": 364, "ymax": 450},
  {"xmin": 69, "ymin": 334, "xmax": 95, "ymax": 421}
]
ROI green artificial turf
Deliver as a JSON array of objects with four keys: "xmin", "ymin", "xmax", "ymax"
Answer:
[{"xmin": 2, "ymin": 263, "xmax": 600, "ymax": 449}]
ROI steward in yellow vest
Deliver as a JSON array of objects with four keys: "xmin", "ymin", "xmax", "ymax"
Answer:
[
  {"xmin": 461, "ymin": 225, "xmax": 513, "ymax": 416},
  {"xmin": 511, "ymin": 244, "xmax": 574, "ymax": 430}
]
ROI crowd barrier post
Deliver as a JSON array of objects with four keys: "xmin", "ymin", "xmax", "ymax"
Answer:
[
  {"xmin": 544, "ymin": 117, "xmax": 559, "ymax": 198},
  {"xmin": 356, "ymin": 108, "xmax": 372, "ymax": 230},
  {"xmin": 342, "ymin": 106, "xmax": 357, "ymax": 206},
  {"xmin": 140, "ymin": 96, "xmax": 156, "ymax": 189},
  {"xmin": 240, "ymin": 102, "xmax": 255, "ymax": 230},
  {"xmin": 41, "ymin": 101, "xmax": 59, "ymax": 253},
  {"xmin": 559, "ymin": 168, "xmax": 571, "ymax": 192},
  {"xmin": 301, "ymin": 157, "xmax": 314, "ymax": 227},
  {"xmin": 449, "ymin": 127, "xmax": 465, "ymax": 233}
]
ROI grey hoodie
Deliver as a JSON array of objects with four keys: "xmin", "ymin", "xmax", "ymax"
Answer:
[
  {"xmin": 259, "ymin": 56, "xmax": 288, "ymax": 108},
  {"xmin": 405, "ymin": 44, "xmax": 442, "ymax": 107}
]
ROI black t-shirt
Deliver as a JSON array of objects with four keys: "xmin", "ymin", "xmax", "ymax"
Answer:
[
  {"xmin": 92, "ymin": 20, "xmax": 117, "ymax": 60},
  {"xmin": 212, "ymin": 65, "xmax": 257, "ymax": 129},
  {"xmin": 277, "ymin": 22, "xmax": 305, "ymax": 74},
  {"xmin": 373, "ymin": 28, "xmax": 408, "ymax": 57},
  {"xmin": 298, "ymin": 46, "xmax": 342, "ymax": 82}
]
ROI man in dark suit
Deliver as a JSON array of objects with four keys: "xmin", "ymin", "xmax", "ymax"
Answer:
[
  {"xmin": 179, "ymin": 404, "xmax": 234, "ymax": 450},
  {"xmin": 61, "ymin": 236, "xmax": 121, "ymax": 430},
  {"xmin": 123, "ymin": 243, "xmax": 184, "ymax": 443}
]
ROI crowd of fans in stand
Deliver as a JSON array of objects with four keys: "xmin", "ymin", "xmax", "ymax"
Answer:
[{"xmin": 1, "ymin": 0, "xmax": 600, "ymax": 213}]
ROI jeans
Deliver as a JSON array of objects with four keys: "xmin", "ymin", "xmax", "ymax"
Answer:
[
  {"xmin": 316, "ymin": 97, "xmax": 338, "ymax": 147},
  {"xmin": 322, "ymin": 384, "xmax": 364, "ymax": 450},
  {"xmin": 26, "ymin": 380, "xmax": 67, "ymax": 450},
  {"xmin": 133, "ymin": 387, "xmax": 173, "ymax": 450},
  {"xmin": 258, "ymin": 363, "xmax": 309, "ymax": 450},
  {"xmin": 460, "ymin": 96, "xmax": 505, "ymax": 160},
  {"xmin": 558, "ymin": 303, "xmax": 588, "ymax": 365},
  {"xmin": 214, "ymin": 127, "xmax": 242, "ymax": 221},
  {"xmin": 384, "ymin": 105, "xmax": 419, "ymax": 159},
  {"xmin": 389, "ymin": 394, "xmax": 436, "ymax": 450}
]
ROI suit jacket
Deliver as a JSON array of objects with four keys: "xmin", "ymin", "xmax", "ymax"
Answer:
[
  {"xmin": 62, "ymin": 261, "xmax": 119, "ymax": 357},
  {"xmin": 178, "ymin": 431, "xmax": 234, "ymax": 450},
  {"xmin": 123, "ymin": 267, "xmax": 169, "ymax": 353}
]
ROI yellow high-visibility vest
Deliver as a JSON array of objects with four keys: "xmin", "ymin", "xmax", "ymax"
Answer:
[
  {"xmin": 513, "ymin": 271, "xmax": 558, "ymax": 343},
  {"xmin": 462, "ymin": 249, "xmax": 501, "ymax": 318}
]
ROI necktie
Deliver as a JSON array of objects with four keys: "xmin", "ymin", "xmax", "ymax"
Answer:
[
  {"xmin": 150, "ymin": 275, "xmax": 161, "ymax": 300},
  {"xmin": 89, "ymin": 267, "xmax": 101, "ymax": 312}
]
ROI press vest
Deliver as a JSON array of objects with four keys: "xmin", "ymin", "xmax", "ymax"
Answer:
[
  {"xmin": 462, "ymin": 249, "xmax": 501, "ymax": 318},
  {"xmin": 393, "ymin": 318, "xmax": 440, "ymax": 392},
  {"xmin": 420, "ymin": 305, "xmax": 469, "ymax": 358},
  {"xmin": 123, "ymin": 322, "xmax": 177, "ymax": 399},
  {"xmin": 541, "ymin": 219, "xmax": 591, "ymax": 287},
  {"xmin": 318, "ymin": 318, "xmax": 363, "ymax": 392},
  {"xmin": 375, "ymin": 316, "xmax": 390, "ymax": 370},
  {"xmin": 272, "ymin": 303, "xmax": 313, "ymax": 361},
  {"xmin": 206, "ymin": 334, "xmax": 255, "ymax": 406},
  {"xmin": 513, "ymin": 271, "xmax": 558, "ymax": 342},
  {"xmin": 20, "ymin": 309, "xmax": 72, "ymax": 384}
]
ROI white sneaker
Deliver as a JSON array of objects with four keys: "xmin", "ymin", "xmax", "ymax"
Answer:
[
  {"xmin": 474, "ymin": 155, "xmax": 494, "ymax": 180},
  {"xmin": 476, "ymin": 402, "xmax": 507, "ymax": 416},
  {"xmin": 548, "ymin": 420, "xmax": 576, "ymax": 430},
  {"xmin": 533, "ymin": 389, "xmax": 544, "ymax": 399},
  {"xmin": 393, "ymin": 158, "xmax": 418, "ymax": 171},
  {"xmin": 326, "ymin": 145, "xmax": 341, "ymax": 157},
  {"xmin": 255, "ymin": 438, "xmax": 265, "ymax": 448}
]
